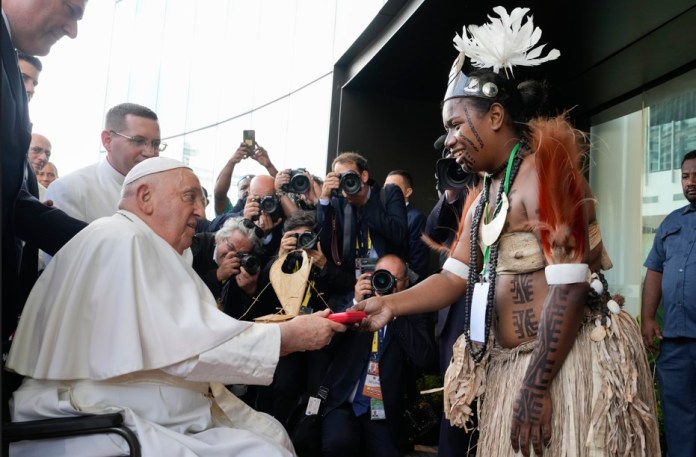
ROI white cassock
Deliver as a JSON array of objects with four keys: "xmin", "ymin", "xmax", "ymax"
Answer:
[{"xmin": 6, "ymin": 210, "xmax": 295, "ymax": 457}]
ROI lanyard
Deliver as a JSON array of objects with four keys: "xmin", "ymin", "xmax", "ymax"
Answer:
[
  {"xmin": 481, "ymin": 143, "xmax": 519, "ymax": 278},
  {"xmin": 355, "ymin": 228, "xmax": 372, "ymax": 258},
  {"xmin": 371, "ymin": 327, "xmax": 386, "ymax": 360}
]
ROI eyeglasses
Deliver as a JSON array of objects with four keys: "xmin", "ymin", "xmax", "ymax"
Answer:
[{"xmin": 110, "ymin": 130, "xmax": 167, "ymax": 152}]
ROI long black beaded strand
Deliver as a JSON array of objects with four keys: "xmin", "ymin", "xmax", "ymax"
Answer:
[{"xmin": 463, "ymin": 152, "xmax": 524, "ymax": 363}]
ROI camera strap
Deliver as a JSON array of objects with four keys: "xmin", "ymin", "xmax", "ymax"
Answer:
[{"xmin": 342, "ymin": 203, "xmax": 353, "ymax": 265}]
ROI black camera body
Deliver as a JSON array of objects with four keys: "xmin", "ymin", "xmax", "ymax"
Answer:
[
  {"xmin": 332, "ymin": 170, "xmax": 362, "ymax": 196},
  {"xmin": 292, "ymin": 231, "xmax": 317, "ymax": 250},
  {"xmin": 435, "ymin": 158, "xmax": 478, "ymax": 191},
  {"xmin": 251, "ymin": 195, "xmax": 280, "ymax": 219},
  {"xmin": 371, "ymin": 269, "xmax": 397, "ymax": 295},
  {"xmin": 281, "ymin": 168, "xmax": 310, "ymax": 194},
  {"xmin": 237, "ymin": 252, "xmax": 260, "ymax": 275}
]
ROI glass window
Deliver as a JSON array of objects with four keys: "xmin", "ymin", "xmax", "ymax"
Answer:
[{"xmin": 589, "ymin": 69, "xmax": 696, "ymax": 316}]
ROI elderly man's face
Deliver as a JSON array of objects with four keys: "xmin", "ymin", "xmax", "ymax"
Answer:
[
  {"xmin": 28, "ymin": 134, "xmax": 52, "ymax": 173},
  {"xmin": 6, "ymin": 0, "xmax": 87, "ymax": 56},
  {"xmin": 216, "ymin": 230, "xmax": 253, "ymax": 264},
  {"xmin": 105, "ymin": 114, "xmax": 161, "ymax": 176},
  {"xmin": 151, "ymin": 169, "xmax": 206, "ymax": 254},
  {"xmin": 37, "ymin": 162, "xmax": 58, "ymax": 187}
]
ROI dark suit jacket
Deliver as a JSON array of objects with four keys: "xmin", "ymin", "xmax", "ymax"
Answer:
[
  {"xmin": 317, "ymin": 181, "xmax": 408, "ymax": 269},
  {"xmin": 323, "ymin": 313, "xmax": 435, "ymax": 447},
  {"xmin": 1, "ymin": 20, "xmax": 86, "ymax": 342},
  {"xmin": 424, "ymin": 191, "xmax": 469, "ymax": 372},
  {"xmin": 406, "ymin": 204, "xmax": 429, "ymax": 281}
]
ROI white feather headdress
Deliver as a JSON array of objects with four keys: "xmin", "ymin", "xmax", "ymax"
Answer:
[{"xmin": 453, "ymin": 6, "xmax": 560, "ymax": 77}]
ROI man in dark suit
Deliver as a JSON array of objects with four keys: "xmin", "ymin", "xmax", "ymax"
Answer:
[
  {"xmin": 385, "ymin": 170, "xmax": 429, "ymax": 282},
  {"xmin": 321, "ymin": 254, "xmax": 434, "ymax": 457},
  {"xmin": 317, "ymin": 152, "xmax": 408, "ymax": 310},
  {"xmin": 2, "ymin": 0, "xmax": 88, "ymax": 353}
]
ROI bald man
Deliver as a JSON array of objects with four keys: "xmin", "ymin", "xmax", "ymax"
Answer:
[{"xmin": 7, "ymin": 157, "xmax": 346, "ymax": 457}]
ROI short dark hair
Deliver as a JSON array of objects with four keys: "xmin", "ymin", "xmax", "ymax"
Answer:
[
  {"xmin": 332, "ymin": 152, "xmax": 368, "ymax": 173},
  {"xmin": 283, "ymin": 210, "xmax": 317, "ymax": 233},
  {"xmin": 17, "ymin": 51, "xmax": 42, "ymax": 72},
  {"xmin": 105, "ymin": 103, "xmax": 158, "ymax": 131},
  {"xmin": 387, "ymin": 169, "xmax": 414, "ymax": 189},
  {"xmin": 682, "ymin": 150, "xmax": 696, "ymax": 167}
]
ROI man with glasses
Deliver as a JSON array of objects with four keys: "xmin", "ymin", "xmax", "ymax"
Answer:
[{"xmin": 46, "ymin": 102, "xmax": 166, "ymax": 223}]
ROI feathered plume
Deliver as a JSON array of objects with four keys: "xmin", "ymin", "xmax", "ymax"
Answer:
[
  {"xmin": 533, "ymin": 115, "xmax": 588, "ymax": 264},
  {"xmin": 453, "ymin": 6, "xmax": 560, "ymax": 76}
]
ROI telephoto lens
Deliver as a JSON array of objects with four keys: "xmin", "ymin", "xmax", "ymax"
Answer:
[
  {"xmin": 237, "ymin": 253, "xmax": 260, "ymax": 275},
  {"xmin": 435, "ymin": 158, "xmax": 474, "ymax": 191},
  {"xmin": 282, "ymin": 168, "xmax": 310, "ymax": 194},
  {"xmin": 371, "ymin": 269, "xmax": 396, "ymax": 295},
  {"xmin": 338, "ymin": 170, "xmax": 362, "ymax": 195}
]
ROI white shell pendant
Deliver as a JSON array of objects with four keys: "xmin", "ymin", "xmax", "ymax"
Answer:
[
  {"xmin": 607, "ymin": 299, "xmax": 621, "ymax": 314},
  {"xmin": 480, "ymin": 192, "xmax": 509, "ymax": 246}
]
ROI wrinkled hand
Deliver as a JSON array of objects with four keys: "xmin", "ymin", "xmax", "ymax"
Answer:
[
  {"xmin": 235, "ymin": 266, "xmax": 259, "ymax": 295},
  {"xmin": 354, "ymin": 273, "xmax": 373, "ymax": 302},
  {"xmin": 321, "ymin": 172, "xmax": 340, "ymax": 199},
  {"xmin": 251, "ymin": 146, "xmax": 272, "ymax": 168},
  {"xmin": 349, "ymin": 295, "xmax": 392, "ymax": 332},
  {"xmin": 256, "ymin": 212, "xmax": 282, "ymax": 235},
  {"xmin": 275, "ymin": 169, "xmax": 290, "ymax": 193},
  {"xmin": 305, "ymin": 242, "xmax": 326, "ymax": 269},
  {"xmin": 641, "ymin": 317, "xmax": 663, "ymax": 353},
  {"xmin": 278, "ymin": 231, "xmax": 299, "ymax": 257},
  {"xmin": 231, "ymin": 144, "xmax": 251, "ymax": 164},
  {"xmin": 216, "ymin": 252, "xmax": 241, "ymax": 282},
  {"xmin": 511, "ymin": 386, "xmax": 552, "ymax": 457},
  {"xmin": 279, "ymin": 309, "xmax": 348, "ymax": 355}
]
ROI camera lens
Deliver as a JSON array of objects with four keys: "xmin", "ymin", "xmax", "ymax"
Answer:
[
  {"xmin": 259, "ymin": 195, "xmax": 279, "ymax": 214},
  {"xmin": 238, "ymin": 253, "xmax": 260, "ymax": 275},
  {"xmin": 339, "ymin": 171, "xmax": 362, "ymax": 195},
  {"xmin": 297, "ymin": 231, "xmax": 316, "ymax": 250},
  {"xmin": 371, "ymin": 269, "xmax": 396, "ymax": 295},
  {"xmin": 436, "ymin": 158, "xmax": 475, "ymax": 191},
  {"xmin": 289, "ymin": 172, "xmax": 310, "ymax": 194}
]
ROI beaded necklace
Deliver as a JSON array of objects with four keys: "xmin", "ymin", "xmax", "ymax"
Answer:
[{"xmin": 463, "ymin": 143, "xmax": 523, "ymax": 362}]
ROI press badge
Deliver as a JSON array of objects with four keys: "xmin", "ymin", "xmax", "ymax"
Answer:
[
  {"xmin": 362, "ymin": 361, "xmax": 383, "ymax": 400},
  {"xmin": 470, "ymin": 282, "xmax": 489, "ymax": 343},
  {"xmin": 370, "ymin": 398, "xmax": 386, "ymax": 420},
  {"xmin": 305, "ymin": 396, "xmax": 321, "ymax": 416}
]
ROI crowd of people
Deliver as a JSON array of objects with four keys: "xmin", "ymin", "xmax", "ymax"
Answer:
[{"xmin": 2, "ymin": 1, "xmax": 694, "ymax": 457}]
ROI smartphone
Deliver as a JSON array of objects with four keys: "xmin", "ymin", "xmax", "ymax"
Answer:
[{"xmin": 243, "ymin": 130, "xmax": 255, "ymax": 150}]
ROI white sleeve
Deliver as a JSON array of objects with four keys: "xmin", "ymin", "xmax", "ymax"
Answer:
[
  {"xmin": 45, "ymin": 178, "xmax": 86, "ymax": 221},
  {"xmin": 161, "ymin": 323, "xmax": 281, "ymax": 385}
]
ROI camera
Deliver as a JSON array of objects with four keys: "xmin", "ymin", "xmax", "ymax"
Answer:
[
  {"xmin": 237, "ymin": 253, "xmax": 260, "ymax": 275},
  {"xmin": 251, "ymin": 195, "xmax": 280, "ymax": 218},
  {"xmin": 292, "ymin": 231, "xmax": 317, "ymax": 250},
  {"xmin": 281, "ymin": 168, "xmax": 310, "ymax": 194},
  {"xmin": 359, "ymin": 257, "xmax": 377, "ymax": 275},
  {"xmin": 371, "ymin": 269, "xmax": 397, "ymax": 295},
  {"xmin": 332, "ymin": 170, "xmax": 362, "ymax": 196},
  {"xmin": 435, "ymin": 158, "xmax": 477, "ymax": 191}
]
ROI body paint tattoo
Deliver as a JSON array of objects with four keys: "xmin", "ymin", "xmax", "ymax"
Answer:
[
  {"xmin": 462, "ymin": 105, "xmax": 484, "ymax": 149},
  {"xmin": 512, "ymin": 308, "xmax": 538, "ymax": 339},
  {"xmin": 510, "ymin": 274, "xmax": 533, "ymax": 304}
]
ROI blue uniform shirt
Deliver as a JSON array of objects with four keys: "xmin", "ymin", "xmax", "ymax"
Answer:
[{"xmin": 644, "ymin": 203, "xmax": 696, "ymax": 338}]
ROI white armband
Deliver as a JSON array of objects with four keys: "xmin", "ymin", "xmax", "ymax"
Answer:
[
  {"xmin": 545, "ymin": 263, "xmax": 589, "ymax": 285},
  {"xmin": 442, "ymin": 257, "xmax": 470, "ymax": 281}
]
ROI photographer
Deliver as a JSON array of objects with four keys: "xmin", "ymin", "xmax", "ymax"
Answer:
[
  {"xmin": 317, "ymin": 152, "xmax": 409, "ymax": 309},
  {"xmin": 213, "ymin": 140, "xmax": 278, "ymax": 216},
  {"xmin": 191, "ymin": 217, "xmax": 263, "ymax": 306},
  {"xmin": 274, "ymin": 168, "xmax": 324, "ymax": 216},
  {"xmin": 256, "ymin": 211, "xmax": 356, "ymax": 428},
  {"xmin": 240, "ymin": 175, "xmax": 287, "ymax": 265},
  {"xmin": 321, "ymin": 254, "xmax": 435, "ymax": 457}
]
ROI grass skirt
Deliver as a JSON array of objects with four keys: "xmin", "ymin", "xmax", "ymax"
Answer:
[{"xmin": 444, "ymin": 310, "xmax": 660, "ymax": 456}]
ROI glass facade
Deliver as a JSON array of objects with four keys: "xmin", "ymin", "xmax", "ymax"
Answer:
[
  {"xmin": 104, "ymin": 0, "xmax": 384, "ymax": 218},
  {"xmin": 589, "ymin": 69, "xmax": 696, "ymax": 315}
]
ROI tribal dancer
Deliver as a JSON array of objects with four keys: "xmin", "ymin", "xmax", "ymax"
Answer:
[{"xmin": 355, "ymin": 7, "xmax": 660, "ymax": 456}]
